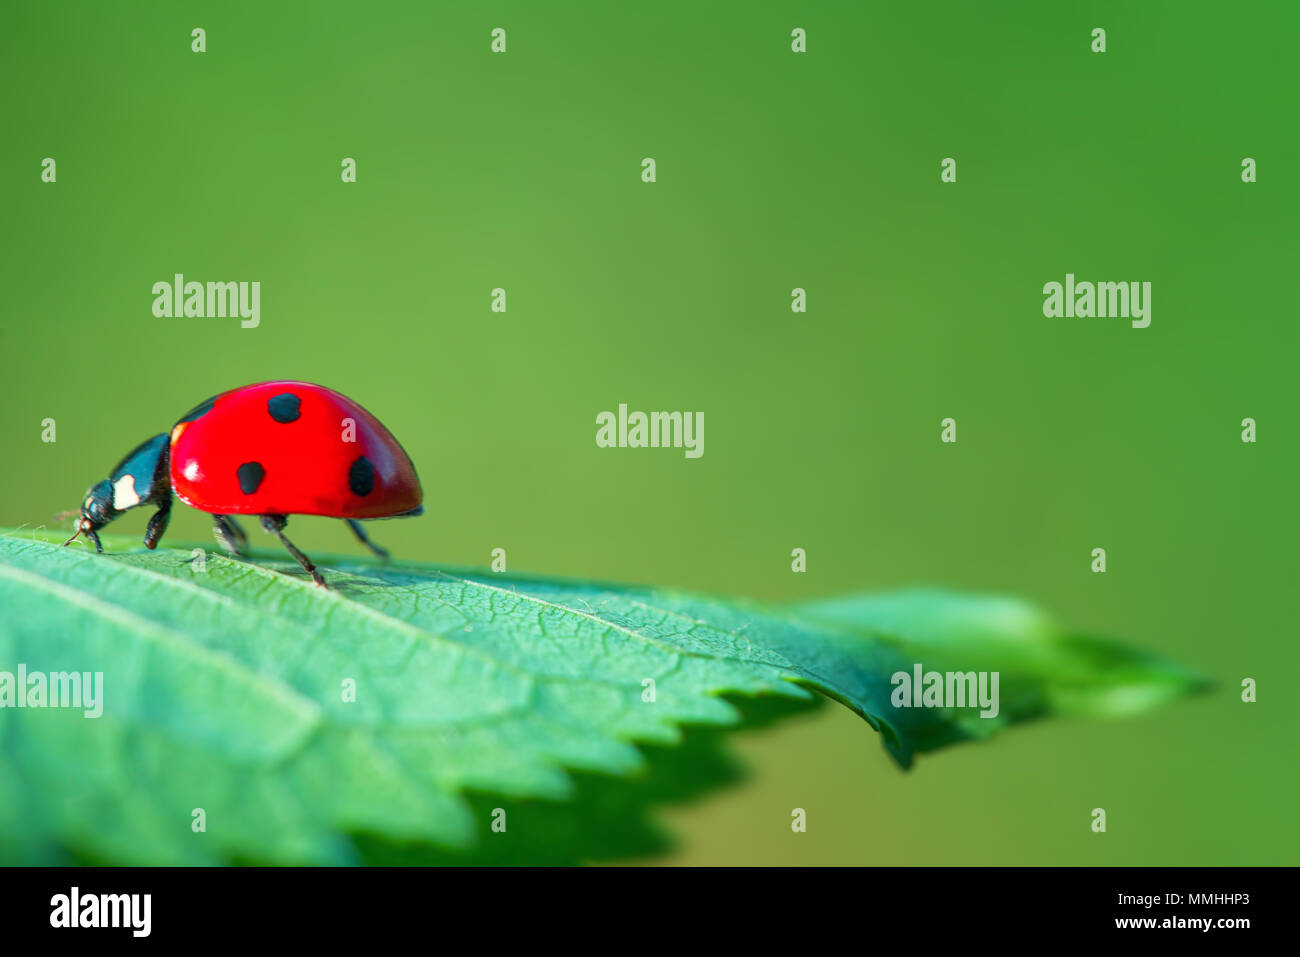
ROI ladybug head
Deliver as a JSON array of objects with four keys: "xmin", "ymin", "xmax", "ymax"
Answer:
[
  {"xmin": 64, "ymin": 433, "xmax": 170, "ymax": 554},
  {"xmin": 63, "ymin": 479, "xmax": 119, "ymax": 553}
]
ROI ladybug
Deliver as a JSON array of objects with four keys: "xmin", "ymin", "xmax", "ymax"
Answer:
[{"xmin": 63, "ymin": 380, "xmax": 423, "ymax": 587}]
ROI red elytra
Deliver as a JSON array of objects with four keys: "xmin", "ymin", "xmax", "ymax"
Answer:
[
  {"xmin": 169, "ymin": 380, "xmax": 422, "ymax": 519},
  {"xmin": 63, "ymin": 380, "xmax": 423, "ymax": 588}
]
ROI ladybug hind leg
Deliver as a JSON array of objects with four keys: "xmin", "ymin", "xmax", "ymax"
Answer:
[
  {"xmin": 212, "ymin": 515, "xmax": 249, "ymax": 556},
  {"xmin": 259, "ymin": 515, "xmax": 327, "ymax": 588},
  {"xmin": 345, "ymin": 519, "xmax": 390, "ymax": 561}
]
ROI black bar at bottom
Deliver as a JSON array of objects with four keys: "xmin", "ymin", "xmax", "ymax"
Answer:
[{"xmin": 0, "ymin": 865, "xmax": 1283, "ymax": 943}]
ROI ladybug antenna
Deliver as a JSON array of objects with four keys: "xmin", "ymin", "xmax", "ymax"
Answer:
[
  {"xmin": 62, "ymin": 514, "xmax": 93, "ymax": 547},
  {"xmin": 58, "ymin": 508, "xmax": 84, "ymax": 546}
]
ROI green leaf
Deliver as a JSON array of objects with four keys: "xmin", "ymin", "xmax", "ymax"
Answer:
[
  {"xmin": 792, "ymin": 592, "xmax": 1213, "ymax": 761},
  {"xmin": 0, "ymin": 530, "xmax": 1207, "ymax": 865}
]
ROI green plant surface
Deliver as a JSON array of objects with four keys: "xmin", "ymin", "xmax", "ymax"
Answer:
[{"xmin": 0, "ymin": 529, "xmax": 1208, "ymax": 865}]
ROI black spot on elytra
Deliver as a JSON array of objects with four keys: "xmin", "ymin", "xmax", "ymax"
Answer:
[
  {"xmin": 237, "ymin": 461, "xmax": 265, "ymax": 495},
  {"xmin": 348, "ymin": 456, "xmax": 375, "ymax": 496},
  {"xmin": 176, "ymin": 394, "xmax": 218, "ymax": 424},
  {"xmin": 267, "ymin": 392, "xmax": 301, "ymax": 423}
]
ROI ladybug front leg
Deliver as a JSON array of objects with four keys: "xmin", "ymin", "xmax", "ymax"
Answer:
[
  {"xmin": 143, "ymin": 498, "xmax": 172, "ymax": 550},
  {"xmin": 259, "ymin": 515, "xmax": 327, "ymax": 588}
]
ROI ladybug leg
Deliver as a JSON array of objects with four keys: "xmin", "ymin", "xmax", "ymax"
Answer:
[
  {"xmin": 259, "ymin": 515, "xmax": 327, "ymax": 588},
  {"xmin": 345, "ymin": 519, "xmax": 390, "ymax": 561},
  {"xmin": 143, "ymin": 498, "xmax": 172, "ymax": 550},
  {"xmin": 212, "ymin": 515, "xmax": 249, "ymax": 556}
]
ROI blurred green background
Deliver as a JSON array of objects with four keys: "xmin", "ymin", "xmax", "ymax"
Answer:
[{"xmin": 2, "ymin": 0, "xmax": 1296, "ymax": 864}]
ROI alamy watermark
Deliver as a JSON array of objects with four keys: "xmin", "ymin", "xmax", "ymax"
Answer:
[
  {"xmin": 1042, "ymin": 273, "xmax": 1151, "ymax": 328},
  {"xmin": 596, "ymin": 404, "xmax": 703, "ymax": 458},
  {"xmin": 0, "ymin": 665, "xmax": 103, "ymax": 717},
  {"xmin": 891, "ymin": 664, "xmax": 1000, "ymax": 718},
  {"xmin": 50, "ymin": 887, "xmax": 150, "ymax": 937},
  {"xmin": 152, "ymin": 273, "xmax": 260, "ymax": 328}
]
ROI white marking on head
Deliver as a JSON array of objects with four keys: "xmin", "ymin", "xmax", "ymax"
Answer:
[{"xmin": 112, "ymin": 474, "xmax": 141, "ymax": 510}]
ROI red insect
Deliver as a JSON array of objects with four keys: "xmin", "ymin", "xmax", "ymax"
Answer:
[{"xmin": 63, "ymin": 381, "xmax": 423, "ymax": 587}]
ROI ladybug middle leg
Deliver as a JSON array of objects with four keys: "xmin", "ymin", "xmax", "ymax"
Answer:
[
  {"xmin": 212, "ymin": 515, "xmax": 249, "ymax": 556},
  {"xmin": 259, "ymin": 514, "xmax": 327, "ymax": 588},
  {"xmin": 345, "ymin": 519, "xmax": 391, "ymax": 561}
]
